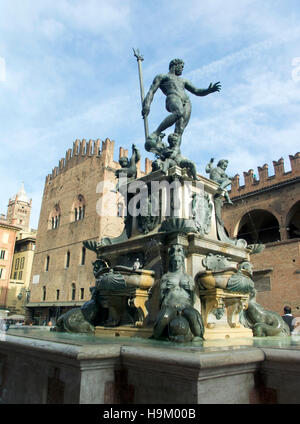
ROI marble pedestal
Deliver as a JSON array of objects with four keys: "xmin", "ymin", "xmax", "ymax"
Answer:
[{"xmin": 199, "ymin": 288, "xmax": 253, "ymax": 340}]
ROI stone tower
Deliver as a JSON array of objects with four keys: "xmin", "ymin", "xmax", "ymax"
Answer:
[{"xmin": 6, "ymin": 183, "xmax": 32, "ymax": 232}]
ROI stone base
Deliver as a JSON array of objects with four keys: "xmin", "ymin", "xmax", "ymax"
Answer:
[
  {"xmin": 204, "ymin": 325, "xmax": 253, "ymax": 341},
  {"xmin": 95, "ymin": 325, "xmax": 153, "ymax": 338},
  {"xmin": 3, "ymin": 332, "xmax": 300, "ymax": 403}
]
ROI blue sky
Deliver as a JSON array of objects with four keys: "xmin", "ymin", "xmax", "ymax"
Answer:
[{"xmin": 1, "ymin": 0, "xmax": 300, "ymax": 228}]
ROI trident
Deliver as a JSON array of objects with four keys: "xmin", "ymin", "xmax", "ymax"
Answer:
[{"xmin": 133, "ymin": 48, "xmax": 149, "ymax": 143}]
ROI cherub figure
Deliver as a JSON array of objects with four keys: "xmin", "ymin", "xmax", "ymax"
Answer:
[
  {"xmin": 152, "ymin": 133, "xmax": 199, "ymax": 180},
  {"xmin": 205, "ymin": 158, "xmax": 233, "ymax": 204},
  {"xmin": 114, "ymin": 144, "xmax": 141, "ymax": 192}
]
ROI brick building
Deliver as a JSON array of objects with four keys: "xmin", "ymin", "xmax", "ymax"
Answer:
[
  {"xmin": 27, "ymin": 138, "xmax": 151, "ymax": 325},
  {"xmin": 222, "ymin": 152, "xmax": 300, "ymax": 315}
]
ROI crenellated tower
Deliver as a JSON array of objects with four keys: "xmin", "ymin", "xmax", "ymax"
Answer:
[{"xmin": 6, "ymin": 183, "xmax": 32, "ymax": 232}]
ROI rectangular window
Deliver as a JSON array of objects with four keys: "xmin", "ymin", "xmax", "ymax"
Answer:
[
  {"xmin": 80, "ymin": 288, "xmax": 84, "ymax": 299},
  {"xmin": 18, "ymin": 271, "xmax": 23, "ymax": 280},
  {"xmin": 81, "ymin": 247, "xmax": 86, "ymax": 265},
  {"xmin": 0, "ymin": 250, "xmax": 6, "ymax": 260},
  {"xmin": 32, "ymin": 274, "xmax": 40, "ymax": 284},
  {"xmin": 71, "ymin": 284, "xmax": 76, "ymax": 301},
  {"xmin": 56, "ymin": 290, "xmax": 60, "ymax": 300},
  {"xmin": 45, "ymin": 256, "xmax": 50, "ymax": 272},
  {"xmin": 15, "ymin": 258, "xmax": 20, "ymax": 270},
  {"xmin": 0, "ymin": 268, "xmax": 2, "ymax": 278},
  {"xmin": 66, "ymin": 251, "xmax": 70, "ymax": 268},
  {"xmin": 20, "ymin": 257, "xmax": 25, "ymax": 269},
  {"xmin": 13, "ymin": 271, "xmax": 17, "ymax": 279}
]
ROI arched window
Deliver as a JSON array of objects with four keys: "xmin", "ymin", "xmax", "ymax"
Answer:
[
  {"xmin": 286, "ymin": 201, "xmax": 300, "ymax": 239},
  {"xmin": 237, "ymin": 209, "xmax": 281, "ymax": 244},
  {"xmin": 71, "ymin": 283, "xmax": 76, "ymax": 301},
  {"xmin": 72, "ymin": 195, "xmax": 86, "ymax": 222},
  {"xmin": 49, "ymin": 204, "xmax": 61, "ymax": 229}
]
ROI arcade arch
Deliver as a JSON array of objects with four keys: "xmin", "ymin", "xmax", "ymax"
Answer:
[
  {"xmin": 237, "ymin": 209, "xmax": 281, "ymax": 244},
  {"xmin": 286, "ymin": 201, "xmax": 300, "ymax": 239}
]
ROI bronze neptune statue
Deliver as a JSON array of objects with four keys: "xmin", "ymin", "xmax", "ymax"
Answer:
[{"xmin": 142, "ymin": 58, "xmax": 221, "ymax": 147}]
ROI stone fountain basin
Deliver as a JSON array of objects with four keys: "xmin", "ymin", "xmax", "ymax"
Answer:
[
  {"xmin": 195, "ymin": 267, "xmax": 237, "ymax": 289},
  {"xmin": 98, "ymin": 266, "xmax": 155, "ymax": 290}
]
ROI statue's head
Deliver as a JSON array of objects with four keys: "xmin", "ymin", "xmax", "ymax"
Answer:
[
  {"xmin": 213, "ymin": 307, "xmax": 225, "ymax": 320},
  {"xmin": 217, "ymin": 159, "xmax": 228, "ymax": 170},
  {"xmin": 169, "ymin": 58, "xmax": 184, "ymax": 75},
  {"xmin": 119, "ymin": 156, "xmax": 129, "ymax": 168},
  {"xmin": 168, "ymin": 244, "xmax": 185, "ymax": 271},
  {"xmin": 92, "ymin": 259, "xmax": 109, "ymax": 278}
]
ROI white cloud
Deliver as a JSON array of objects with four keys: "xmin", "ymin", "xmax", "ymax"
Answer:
[
  {"xmin": 40, "ymin": 19, "xmax": 65, "ymax": 41},
  {"xmin": 0, "ymin": 57, "xmax": 6, "ymax": 81}
]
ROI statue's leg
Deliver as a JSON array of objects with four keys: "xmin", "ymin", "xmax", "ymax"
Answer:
[
  {"xmin": 175, "ymin": 99, "xmax": 191, "ymax": 136},
  {"xmin": 219, "ymin": 179, "xmax": 232, "ymax": 190},
  {"xmin": 179, "ymin": 158, "xmax": 199, "ymax": 180},
  {"xmin": 153, "ymin": 95, "xmax": 184, "ymax": 135},
  {"xmin": 183, "ymin": 307, "xmax": 204, "ymax": 338},
  {"xmin": 153, "ymin": 307, "xmax": 176, "ymax": 338}
]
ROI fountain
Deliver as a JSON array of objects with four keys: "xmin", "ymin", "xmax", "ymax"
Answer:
[{"xmin": 0, "ymin": 54, "xmax": 299, "ymax": 405}]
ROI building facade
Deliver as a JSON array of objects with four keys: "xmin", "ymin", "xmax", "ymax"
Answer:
[
  {"xmin": 8, "ymin": 231, "xmax": 36, "ymax": 315},
  {"xmin": 222, "ymin": 152, "xmax": 300, "ymax": 315},
  {"xmin": 0, "ymin": 184, "xmax": 36, "ymax": 317},
  {"xmin": 0, "ymin": 215, "xmax": 20, "ymax": 317},
  {"xmin": 27, "ymin": 138, "xmax": 151, "ymax": 325}
]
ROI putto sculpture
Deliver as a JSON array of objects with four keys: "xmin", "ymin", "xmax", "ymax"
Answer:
[
  {"xmin": 205, "ymin": 158, "xmax": 233, "ymax": 205},
  {"xmin": 151, "ymin": 132, "xmax": 199, "ymax": 179},
  {"xmin": 114, "ymin": 144, "xmax": 140, "ymax": 192}
]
